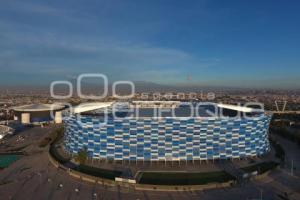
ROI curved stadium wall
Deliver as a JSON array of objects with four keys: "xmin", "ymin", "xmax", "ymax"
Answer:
[{"xmin": 63, "ymin": 114, "xmax": 271, "ymax": 161}]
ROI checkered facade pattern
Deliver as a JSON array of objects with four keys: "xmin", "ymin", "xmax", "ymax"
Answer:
[{"xmin": 64, "ymin": 115, "xmax": 271, "ymax": 161}]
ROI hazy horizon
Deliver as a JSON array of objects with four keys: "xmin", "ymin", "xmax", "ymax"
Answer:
[{"xmin": 1, "ymin": 80, "xmax": 300, "ymax": 92}]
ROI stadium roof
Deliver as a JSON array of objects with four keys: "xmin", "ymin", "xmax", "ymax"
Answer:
[
  {"xmin": 70, "ymin": 101, "xmax": 265, "ymax": 115},
  {"xmin": 73, "ymin": 102, "xmax": 114, "ymax": 113},
  {"xmin": 217, "ymin": 104, "xmax": 263, "ymax": 113},
  {"xmin": 13, "ymin": 104, "xmax": 65, "ymax": 112},
  {"xmin": 75, "ymin": 102, "xmax": 265, "ymax": 118},
  {"xmin": 132, "ymin": 101, "xmax": 180, "ymax": 104}
]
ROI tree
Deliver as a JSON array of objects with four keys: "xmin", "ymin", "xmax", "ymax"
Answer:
[{"xmin": 74, "ymin": 147, "xmax": 88, "ymax": 165}]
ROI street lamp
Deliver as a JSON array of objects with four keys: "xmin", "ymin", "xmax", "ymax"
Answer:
[{"xmin": 93, "ymin": 193, "xmax": 97, "ymax": 199}]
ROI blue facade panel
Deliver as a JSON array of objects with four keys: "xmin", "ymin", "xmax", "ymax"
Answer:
[{"xmin": 64, "ymin": 115, "xmax": 271, "ymax": 161}]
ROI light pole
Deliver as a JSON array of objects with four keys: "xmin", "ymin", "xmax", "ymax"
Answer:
[
  {"xmin": 291, "ymin": 159, "xmax": 294, "ymax": 176},
  {"xmin": 260, "ymin": 189, "xmax": 263, "ymax": 200}
]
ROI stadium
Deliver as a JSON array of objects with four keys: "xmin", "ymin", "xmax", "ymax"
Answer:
[{"xmin": 63, "ymin": 101, "xmax": 271, "ymax": 162}]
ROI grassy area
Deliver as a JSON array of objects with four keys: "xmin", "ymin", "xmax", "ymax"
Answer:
[
  {"xmin": 77, "ymin": 165, "xmax": 122, "ymax": 180},
  {"xmin": 0, "ymin": 155, "xmax": 22, "ymax": 168},
  {"xmin": 49, "ymin": 145, "xmax": 70, "ymax": 164},
  {"xmin": 242, "ymin": 161, "xmax": 279, "ymax": 174},
  {"xmin": 138, "ymin": 171, "xmax": 235, "ymax": 185},
  {"xmin": 0, "ymin": 180, "xmax": 13, "ymax": 185},
  {"xmin": 270, "ymin": 113, "xmax": 300, "ymax": 146},
  {"xmin": 270, "ymin": 138, "xmax": 286, "ymax": 161},
  {"xmin": 270, "ymin": 127, "xmax": 300, "ymax": 146}
]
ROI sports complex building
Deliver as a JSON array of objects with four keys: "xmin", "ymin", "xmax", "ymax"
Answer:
[
  {"xmin": 64, "ymin": 101, "xmax": 271, "ymax": 162},
  {"xmin": 13, "ymin": 104, "xmax": 64, "ymax": 125}
]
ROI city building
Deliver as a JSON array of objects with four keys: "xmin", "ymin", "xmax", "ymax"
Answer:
[
  {"xmin": 0, "ymin": 125, "xmax": 13, "ymax": 140},
  {"xmin": 13, "ymin": 104, "xmax": 65, "ymax": 125},
  {"xmin": 64, "ymin": 101, "xmax": 271, "ymax": 161}
]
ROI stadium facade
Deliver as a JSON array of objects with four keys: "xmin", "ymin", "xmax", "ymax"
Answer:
[{"xmin": 63, "ymin": 102, "xmax": 271, "ymax": 161}]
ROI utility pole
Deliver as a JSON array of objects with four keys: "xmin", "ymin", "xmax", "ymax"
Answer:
[{"xmin": 291, "ymin": 159, "xmax": 294, "ymax": 176}]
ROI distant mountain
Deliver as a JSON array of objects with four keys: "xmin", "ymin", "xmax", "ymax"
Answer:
[
  {"xmin": 1, "ymin": 80, "xmax": 299, "ymax": 94},
  {"xmin": 21, "ymin": 80, "xmax": 233, "ymax": 94},
  {"xmin": 129, "ymin": 81, "xmax": 239, "ymax": 93}
]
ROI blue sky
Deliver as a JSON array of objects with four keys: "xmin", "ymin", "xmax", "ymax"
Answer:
[{"xmin": 0, "ymin": 0, "xmax": 299, "ymax": 88}]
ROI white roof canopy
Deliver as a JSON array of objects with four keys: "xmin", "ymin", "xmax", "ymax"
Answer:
[
  {"xmin": 13, "ymin": 103, "xmax": 65, "ymax": 112},
  {"xmin": 71, "ymin": 102, "xmax": 264, "ymax": 114},
  {"xmin": 73, "ymin": 102, "xmax": 114, "ymax": 113},
  {"xmin": 132, "ymin": 101, "xmax": 180, "ymax": 103},
  {"xmin": 217, "ymin": 104, "xmax": 264, "ymax": 113}
]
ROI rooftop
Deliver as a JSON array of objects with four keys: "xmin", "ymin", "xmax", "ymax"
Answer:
[
  {"xmin": 76, "ymin": 101, "xmax": 265, "ymax": 118},
  {"xmin": 73, "ymin": 102, "xmax": 114, "ymax": 114},
  {"xmin": 13, "ymin": 104, "xmax": 65, "ymax": 112}
]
